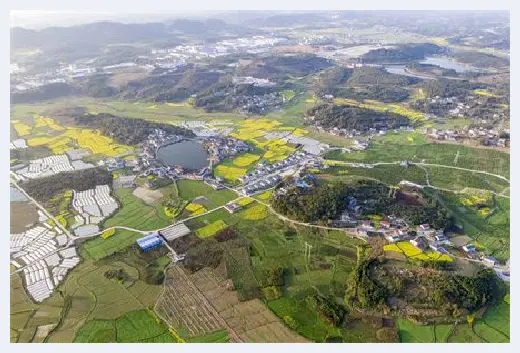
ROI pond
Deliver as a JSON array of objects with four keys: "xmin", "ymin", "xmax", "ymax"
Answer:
[
  {"xmin": 10, "ymin": 186, "xmax": 28, "ymax": 202},
  {"xmin": 156, "ymin": 140, "xmax": 209, "ymax": 171}
]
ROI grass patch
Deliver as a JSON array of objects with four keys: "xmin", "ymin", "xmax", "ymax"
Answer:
[
  {"xmin": 397, "ymin": 319, "xmax": 435, "ymax": 343},
  {"xmin": 74, "ymin": 309, "xmax": 175, "ymax": 343}
]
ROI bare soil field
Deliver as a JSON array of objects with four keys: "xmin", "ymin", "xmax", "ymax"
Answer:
[
  {"xmin": 108, "ymin": 67, "xmax": 149, "ymax": 87},
  {"xmin": 188, "ymin": 267, "xmax": 308, "ymax": 343},
  {"xmin": 155, "ymin": 265, "xmax": 231, "ymax": 339},
  {"xmin": 11, "ymin": 201, "xmax": 39, "ymax": 233},
  {"xmin": 451, "ymin": 235, "xmax": 473, "ymax": 247},
  {"xmin": 132, "ymin": 187, "xmax": 163, "ymax": 205}
]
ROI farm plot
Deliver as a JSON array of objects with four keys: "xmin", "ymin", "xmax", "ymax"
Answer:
[
  {"xmin": 82, "ymin": 229, "xmax": 143, "ymax": 261},
  {"xmin": 232, "ymin": 153, "xmax": 260, "ymax": 167},
  {"xmin": 214, "ymin": 164, "xmax": 247, "ymax": 181},
  {"xmin": 196, "ymin": 220, "xmax": 228, "ymax": 238},
  {"xmin": 238, "ymin": 204, "xmax": 269, "ymax": 221},
  {"xmin": 383, "ymin": 242, "xmax": 452, "ymax": 262},
  {"xmin": 397, "ymin": 319, "xmax": 435, "ymax": 343},
  {"xmin": 325, "ymin": 143, "xmax": 510, "ymax": 179},
  {"xmin": 103, "ymin": 188, "xmax": 170, "ymax": 231},
  {"xmin": 177, "ymin": 180, "xmax": 236, "ymax": 208},
  {"xmin": 29, "ymin": 252, "xmax": 165, "ymax": 343},
  {"xmin": 155, "ymin": 265, "xmax": 227, "ymax": 339},
  {"xmin": 74, "ymin": 309, "xmax": 175, "ymax": 343},
  {"xmin": 189, "ymin": 267, "xmax": 308, "ymax": 343}
]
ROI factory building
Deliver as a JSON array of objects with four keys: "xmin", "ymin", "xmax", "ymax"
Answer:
[{"xmin": 136, "ymin": 233, "xmax": 163, "ymax": 251}]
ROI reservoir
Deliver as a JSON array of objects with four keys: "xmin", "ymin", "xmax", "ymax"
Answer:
[
  {"xmin": 419, "ymin": 56, "xmax": 480, "ymax": 73},
  {"xmin": 156, "ymin": 140, "xmax": 209, "ymax": 171}
]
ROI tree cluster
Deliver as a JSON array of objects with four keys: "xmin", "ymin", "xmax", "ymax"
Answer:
[
  {"xmin": 22, "ymin": 167, "xmax": 112, "ymax": 203},
  {"xmin": 306, "ymin": 104, "xmax": 410, "ymax": 132},
  {"xmin": 74, "ymin": 113, "xmax": 195, "ymax": 145},
  {"xmin": 361, "ymin": 43, "xmax": 444, "ymax": 63}
]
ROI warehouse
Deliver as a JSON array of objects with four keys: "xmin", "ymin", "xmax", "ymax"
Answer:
[
  {"xmin": 159, "ymin": 223, "xmax": 191, "ymax": 242},
  {"xmin": 136, "ymin": 233, "xmax": 163, "ymax": 251}
]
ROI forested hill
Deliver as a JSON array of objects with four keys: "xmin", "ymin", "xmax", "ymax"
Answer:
[
  {"xmin": 305, "ymin": 104, "xmax": 410, "ymax": 131},
  {"xmin": 361, "ymin": 43, "xmax": 445, "ymax": 63},
  {"xmin": 74, "ymin": 113, "xmax": 195, "ymax": 145}
]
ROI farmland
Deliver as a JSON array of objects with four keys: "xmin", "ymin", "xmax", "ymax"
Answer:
[
  {"xmin": 427, "ymin": 189, "xmax": 510, "ymax": 261},
  {"xmin": 188, "ymin": 267, "xmax": 308, "ymax": 342},
  {"xmin": 12, "ymin": 115, "xmax": 133, "ymax": 157},
  {"xmin": 325, "ymin": 142, "xmax": 510, "ymax": 178},
  {"xmin": 74, "ymin": 309, "xmax": 175, "ymax": 343},
  {"xmin": 397, "ymin": 298, "xmax": 510, "ymax": 343},
  {"xmin": 103, "ymin": 188, "xmax": 170, "ymax": 231},
  {"xmin": 384, "ymin": 242, "xmax": 452, "ymax": 262},
  {"xmin": 196, "ymin": 220, "xmax": 228, "ymax": 238},
  {"xmin": 154, "ymin": 265, "xmax": 228, "ymax": 339},
  {"xmin": 177, "ymin": 180, "xmax": 236, "ymax": 208},
  {"xmin": 11, "ymin": 244, "xmax": 168, "ymax": 343}
]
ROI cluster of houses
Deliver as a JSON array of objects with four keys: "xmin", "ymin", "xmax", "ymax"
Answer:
[
  {"xmin": 340, "ymin": 212, "xmax": 503, "ymax": 268},
  {"xmin": 461, "ymin": 244, "xmax": 500, "ymax": 267},
  {"xmin": 236, "ymin": 151, "xmax": 319, "ymax": 196},
  {"xmin": 205, "ymin": 136, "xmax": 252, "ymax": 163},
  {"xmin": 275, "ymin": 173, "xmax": 317, "ymax": 195},
  {"xmin": 424, "ymin": 126, "xmax": 510, "ymax": 147},
  {"xmin": 135, "ymin": 129, "xmax": 253, "ymax": 182}
]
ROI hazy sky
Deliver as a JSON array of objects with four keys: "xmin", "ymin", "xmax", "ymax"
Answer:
[{"xmin": 10, "ymin": 10, "xmax": 206, "ymax": 29}]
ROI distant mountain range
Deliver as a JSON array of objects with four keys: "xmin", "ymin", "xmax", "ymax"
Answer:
[{"xmin": 10, "ymin": 18, "xmax": 260, "ymax": 51}]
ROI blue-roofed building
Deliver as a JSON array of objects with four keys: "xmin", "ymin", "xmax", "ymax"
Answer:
[{"xmin": 136, "ymin": 233, "xmax": 163, "ymax": 251}]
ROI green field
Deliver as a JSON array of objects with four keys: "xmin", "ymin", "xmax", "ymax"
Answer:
[
  {"xmin": 176, "ymin": 180, "xmax": 236, "ymax": 208},
  {"xmin": 397, "ymin": 319, "xmax": 435, "ymax": 343},
  {"xmin": 103, "ymin": 188, "xmax": 171, "ymax": 231},
  {"xmin": 325, "ymin": 142, "xmax": 510, "ymax": 178},
  {"xmin": 427, "ymin": 189, "xmax": 510, "ymax": 261},
  {"xmin": 11, "ymin": 244, "xmax": 168, "ymax": 343},
  {"xmin": 397, "ymin": 300, "xmax": 510, "ymax": 343},
  {"xmin": 11, "ymin": 97, "xmax": 246, "ymax": 123},
  {"xmin": 81, "ymin": 229, "xmax": 143, "ymax": 261},
  {"xmin": 323, "ymin": 164, "xmax": 427, "ymax": 186},
  {"xmin": 74, "ymin": 309, "xmax": 175, "ymax": 343}
]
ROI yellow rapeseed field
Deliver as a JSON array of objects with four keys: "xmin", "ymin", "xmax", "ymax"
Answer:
[
  {"xmin": 196, "ymin": 220, "xmax": 227, "ymax": 238},
  {"xmin": 240, "ymin": 204, "xmax": 269, "ymax": 220},
  {"xmin": 185, "ymin": 203, "xmax": 203, "ymax": 212},
  {"xmin": 102, "ymin": 228, "xmax": 116, "ymax": 239},
  {"xmin": 384, "ymin": 241, "xmax": 452, "ymax": 262},
  {"xmin": 63, "ymin": 128, "xmax": 132, "ymax": 156},
  {"xmin": 34, "ymin": 116, "xmax": 65, "ymax": 131},
  {"xmin": 232, "ymin": 153, "xmax": 260, "ymax": 167},
  {"xmin": 214, "ymin": 165, "xmax": 247, "ymax": 181},
  {"xmin": 236, "ymin": 197, "xmax": 254, "ymax": 206},
  {"xmin": 256, "ymin": 190, "xmax": 272, "ymax": 200},
  {"xmin": 12, "ymin": 121, "xmax": 32, "ymax": 136}
]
